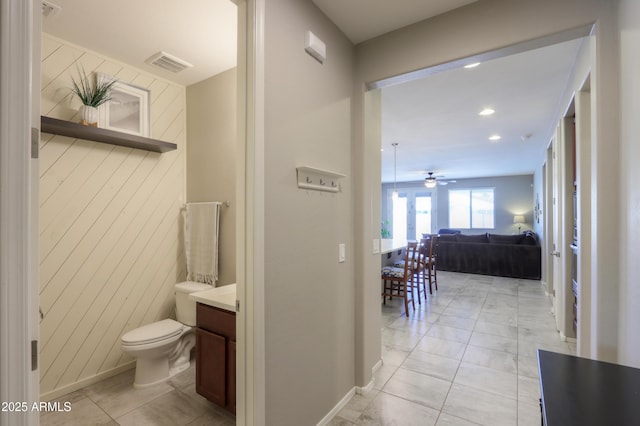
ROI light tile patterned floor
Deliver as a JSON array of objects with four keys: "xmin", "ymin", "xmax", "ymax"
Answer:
[
  {"xmin": 331, "ymin": 271, "xmax": 575, "ymax": 426},
  {"xmin": 41, "ymin": 271, "xmax": 572, "ymax": 425},
  {"xmin": 40, "ymin": 363, "xmax": 235, "ymax": 426}
]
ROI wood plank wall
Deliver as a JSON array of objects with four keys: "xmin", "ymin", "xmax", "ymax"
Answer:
[{"xmin": 39, "ymin": 34, "xmax": 187, "ymax": 398}]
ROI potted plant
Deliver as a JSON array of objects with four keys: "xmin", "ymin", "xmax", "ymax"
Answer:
[
  {"xmin": 70, "ymin": 67, "xmax": 118, "ymax": 126},
  {"xmin": 381, "ymin": 220, "xmax": 391, "ymax": 238}
]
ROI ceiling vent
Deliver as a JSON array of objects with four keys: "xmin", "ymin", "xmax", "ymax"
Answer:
[
  {"xmin": 145, "ymin": 51, "xmax": 193, "ymax": 73},
  {"xmin": 41, "ymin": 0, "xmax": 62, "ymax": 18}
]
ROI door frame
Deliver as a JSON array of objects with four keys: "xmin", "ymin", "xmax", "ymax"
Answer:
[
  {"xmin": 0, "ymin": 0, "xmax": 40, "ymax": 424},
  {"xmin": 551, "ymin": 129, "xmax": 563, "ymax": 330},
  {"xmin": 1, "ymin": 1, "xmax": 267, "ymax": 425},
  {"xmin": 234, "ymin": 0, "xmax": 266, "ymax": 424}
]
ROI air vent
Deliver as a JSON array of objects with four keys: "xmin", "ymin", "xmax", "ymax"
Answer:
[
  {"xmin": 41, "ymin": 0, "xmax": 61, "ymax": 18},
  {"xmin": 145, "ymin": 51, "xmax": 193, "ymax": 73}
]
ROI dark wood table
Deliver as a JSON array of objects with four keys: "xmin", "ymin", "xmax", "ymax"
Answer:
[{"xmin": 537, "ymin": 349, "xmax": 640, "ymax": 426}]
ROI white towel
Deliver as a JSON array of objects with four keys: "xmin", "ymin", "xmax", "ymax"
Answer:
[{"xmin": 184, "ymin": 202, "xmax": 220, "ymax": 285}]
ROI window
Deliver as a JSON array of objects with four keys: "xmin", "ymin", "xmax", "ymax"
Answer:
[
  {"xmin": 392, "ymin": 194, "xmax": 407, "ymax": 242},
  {"xmin": 449, "ymin": 188, "xmax": 494, "ymax": 229},
  {"xmin": 414, "ymin": 194, "xmax": 432, "ymax": 240}
]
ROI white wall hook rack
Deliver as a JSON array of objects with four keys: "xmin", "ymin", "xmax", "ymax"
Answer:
[{"xmin": 296, "ymin": 166, "xmax": 345, "ymax": 193}]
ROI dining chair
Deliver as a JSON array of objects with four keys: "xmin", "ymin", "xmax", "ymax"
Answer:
[
  {"xmin": 414, "ymin": 237, "xmax": 431, "ymax": 300},
  {"xmin": 393, "ymin": 240, "xmax": 425, "ymax": 304},
  {"xmin": 425, "ymin": 235, "xmax": 439, "ymax": 293},
  {"xmin": 382, "ymin": 241, "xmax": 417, "ymax": 315}
]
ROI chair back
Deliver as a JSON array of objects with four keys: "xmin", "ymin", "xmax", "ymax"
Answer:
[
  {"xmin": 404, "ymin": 241, "xmax": 419, "ymax": 274},
  {"xmin": 419, "ymin": 237, "xmax": 430, "ymax": 257},
  {"xmin": 430, "ymin": 235, "xmax": 439, "ymax": 259}
]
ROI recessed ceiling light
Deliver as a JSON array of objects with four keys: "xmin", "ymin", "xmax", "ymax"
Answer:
[
  {"xmin": 479, "ymin": 108, "xmax": 495, "ymax": 116},
  {"xmin": 464, "ymin": 62, "xmax": 481, "ymax": 69},
  {"xmin": 489, "ymin": 135, "xmax": 502, "ymax": 141}
]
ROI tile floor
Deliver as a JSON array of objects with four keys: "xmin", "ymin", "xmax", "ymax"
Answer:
[
  {"xmin": 40, "ymin": 363, "xmax": 235, "ymax": 425},
  {"xmin": 41, "ymin": 271, "xmax": 572, "ymax": 426},
  {"xmin": 331, "ymin": 271, "xmax": 575, "ymax": 426}
]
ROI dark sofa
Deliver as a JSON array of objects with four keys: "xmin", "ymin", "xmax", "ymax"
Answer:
[{"xmin": 434, "ymin": 231, "xmax": 541, "ymax": 280}]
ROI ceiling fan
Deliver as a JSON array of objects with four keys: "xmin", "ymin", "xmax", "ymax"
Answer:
[{"xmin": 424, "ymin": 172, "xmax": 456, "ymax": 188}]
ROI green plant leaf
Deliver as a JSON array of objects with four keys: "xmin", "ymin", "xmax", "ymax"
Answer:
[{"xmin": 70, "ymin": 65, "xmax": 118, "ymax": 107}]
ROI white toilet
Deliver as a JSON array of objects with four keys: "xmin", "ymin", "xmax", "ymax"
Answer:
[{"xmin": 121, "ymin": 281, "xmax": 211, "ymax": 388}]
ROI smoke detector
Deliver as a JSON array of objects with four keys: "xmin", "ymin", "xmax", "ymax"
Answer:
[
  {"xmin": 145, "ymin": 51, "xmax": 193, "ymax": 73},
  {"xmin": 41, "ymin": 0, "xmax": 62, "ymax": 18}
]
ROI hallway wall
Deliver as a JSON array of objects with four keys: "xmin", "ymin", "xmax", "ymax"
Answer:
[{"xmin": 262, "ymin": 1, "xmax": 355, "ymax": 424}]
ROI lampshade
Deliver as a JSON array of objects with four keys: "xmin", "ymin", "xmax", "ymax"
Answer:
[
  {"xmin": 424, "ymin": 178, "xmax": 437, "ymax": 188},
  {"xmin": 513, "ymin": 215, "xmax": 525, "ymax": 224},
  {"xmin": 424, "ymin": 172, "xmax": 437, "ymax": 188}
]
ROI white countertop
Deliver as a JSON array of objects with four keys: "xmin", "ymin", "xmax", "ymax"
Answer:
[
  {"xmin": 189, "ymin": 283, "xmax": 236, "ymax": 312},
  {"xmin": 380, "ymin": 239, "xmax": 407, "ymax": 254}
]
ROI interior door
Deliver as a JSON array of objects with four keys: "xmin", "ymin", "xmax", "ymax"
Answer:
[{"xmin": 552, "ymin": 127, "xmax": 564, "ymax": 332}]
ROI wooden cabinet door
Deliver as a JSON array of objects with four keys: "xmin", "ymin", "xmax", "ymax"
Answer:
[
  {"xmin": 195, "ymin": 328, "xmax": 226, "ymax": 406},
  {"xmin": 227, "ymin": 339, "xmax": 236, "ymax": 414}
]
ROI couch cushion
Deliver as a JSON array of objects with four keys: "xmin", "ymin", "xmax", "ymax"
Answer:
[
  {"xmin": 438, "ymin": 234, "xmax": 457, "ymax": 243},
  {"xmin": 488, "ymin": 234, "xmax": 523, "ymax": 245},
  {"xmin": 438, "ymin": 228, "xmax": 462, "ymax": 234},
  {"xmin": 456, "ymin": 233, "xmax": 489, "ymax": 243},
  {"xmin": 521, "ymin": 231, "xmax": 539, "ymax": 246}
]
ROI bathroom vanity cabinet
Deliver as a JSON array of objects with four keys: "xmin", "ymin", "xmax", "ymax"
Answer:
[{"xmin": 195, "ymin": 302, "xmax": 236, "ymax": 414}]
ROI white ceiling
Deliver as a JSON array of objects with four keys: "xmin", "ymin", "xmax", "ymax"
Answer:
[
  {"xmin": 42, "ymin": 0, "xmax": 584, "ymax": 184},
  {"xmin": 381, "ymin": 38, "xmax": 584, "ymax": 183},
  {"xmin": 312, "ymin": 0, "xmax": 478, "ymax": 44},
  {"xmin": 312, "ymin": 0, "xmax": 584, "ymax": 184},
  {"xmin": 41, "ymin": 0, "xmax": 237, "ymax": 87}
]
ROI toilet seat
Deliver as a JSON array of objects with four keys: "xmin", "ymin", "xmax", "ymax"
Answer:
[{"xmin": 121, "ymin": 319, "xmax": 184, "ymax": 346}]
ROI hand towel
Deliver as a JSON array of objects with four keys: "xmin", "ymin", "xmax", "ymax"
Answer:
[{"xmin": 184, "ymin": 202, "xmax": 220, "ymax": 285}]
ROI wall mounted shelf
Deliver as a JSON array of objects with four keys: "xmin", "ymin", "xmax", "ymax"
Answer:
[
  {"xmin": 296, "ymin": 166, "xmax": 345, "ymax": 193},
  {"xmin": 41, "ymin": 116, "xmax": 177, "ymax": 153}
]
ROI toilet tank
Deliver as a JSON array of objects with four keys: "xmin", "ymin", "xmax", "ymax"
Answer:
[{"xmin": 175, "ymin": 282, "xmax": 212, "ymax": 326}]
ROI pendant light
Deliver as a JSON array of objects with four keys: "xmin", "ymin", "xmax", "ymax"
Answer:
[{"xmin": 392, "ymin": 142, "xmax": 399, "ymax": 200}]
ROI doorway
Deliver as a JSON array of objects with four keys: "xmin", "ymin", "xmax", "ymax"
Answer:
[
  {"xmin": 0, "ymin": 0, "xmax": 256, "ymax": 424},
  {"xmin": 386, "ymin": 188, "xmax": 434, "ymax": 241}
]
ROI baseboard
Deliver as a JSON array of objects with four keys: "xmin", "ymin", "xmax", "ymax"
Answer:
[
  {"xmin": 317, "ymin": 359, "xmax": 382, "ymax": 425},
  {"xmin": 559, "ymin": 332, "xmax": 577, "ymax": 343},
  {"xmin": 356, "ymin": 379, "xmax": 374, "ymax": 395},
  {"xmin": 372, "ymin": 358, "xmax": 383, "ymax": 374},
  {"xmin": 40, "ymin": 361, "xmax": 136, "ymax": 402},
  {"xmin": 316, "ymin": 387, "xmax": 355, "ymax": 426},
  {"xmin": 356, "ymin": 358, "xmax": 382, "ymax": 395},
  {"xmin": 541, "ymin": 280, "xmax": 548, "ymax": 292}
]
